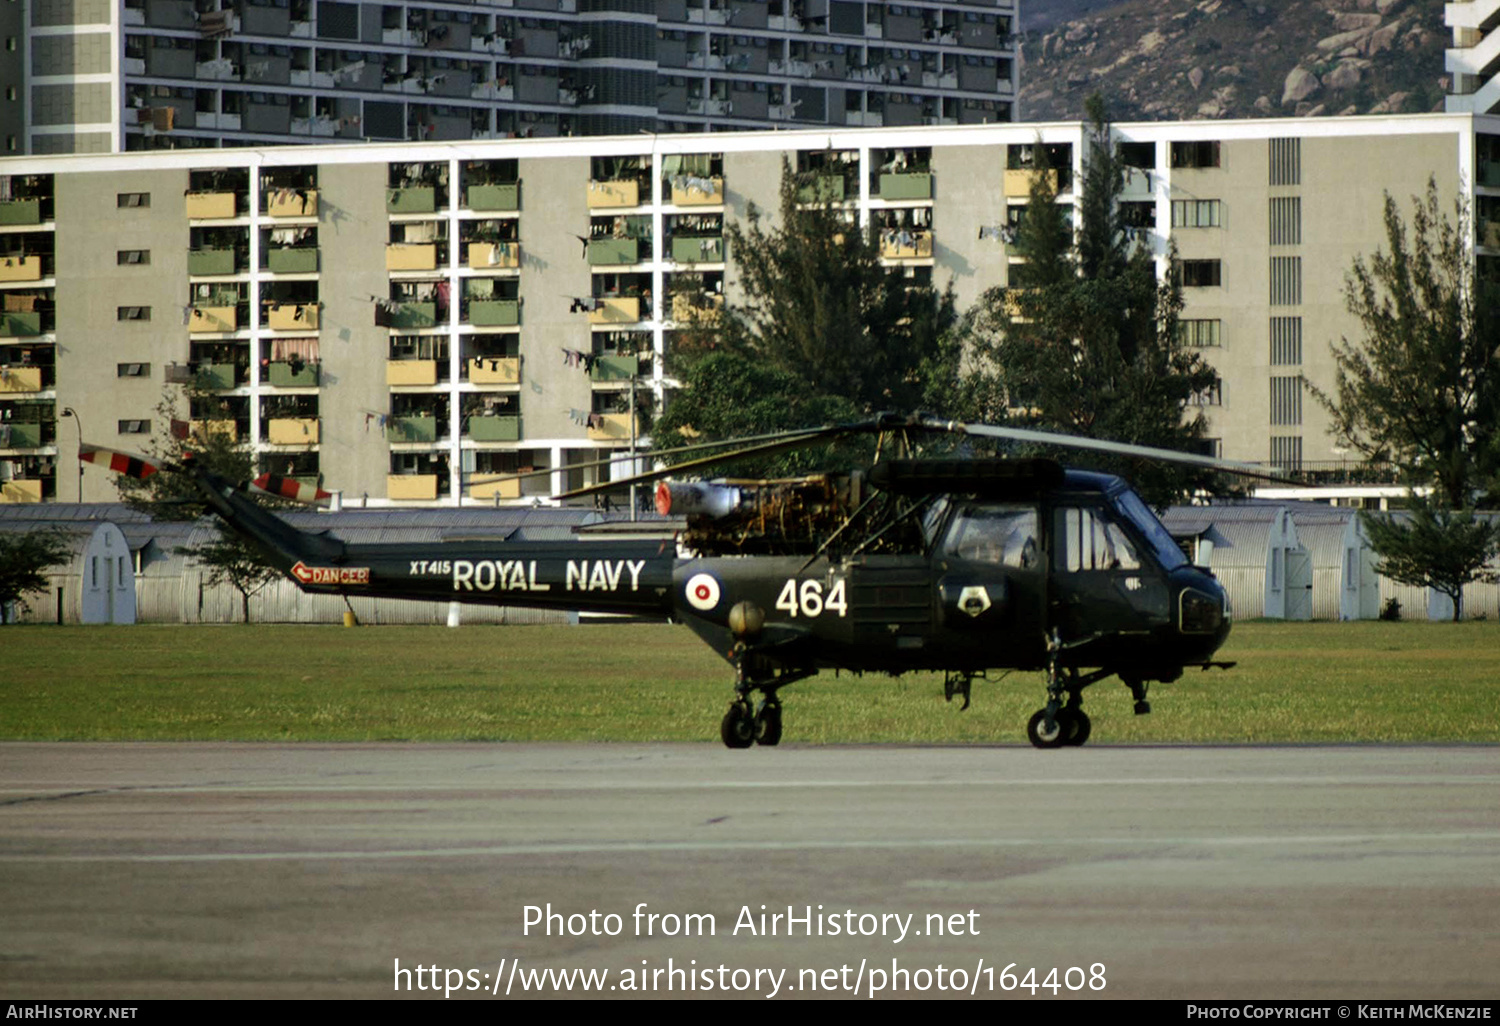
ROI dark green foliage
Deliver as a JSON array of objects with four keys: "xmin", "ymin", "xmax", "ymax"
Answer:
[
  {"xmin": 1312, "ymin": 181, "xmax": 1500, "ymax": 619},
  {"xmin": 0, "ymin": 529, "xmax": 70, "ymax": 624},
  {"xmin": 1312, "ymin": 181, "xmax": 1500, "ymax": 510},
  {"xmin": 966, "ymin": 98, "xmax": 1218, "ymax": 507},
  {"xmin": 1363, "ymin": 498, "xmax": 1499, "ymax": 622},
  {"xmin": 657, "ymin": 156, "xmax": 962, "ymax": 475}
]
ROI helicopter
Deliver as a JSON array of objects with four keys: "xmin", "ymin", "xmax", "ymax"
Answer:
[{"xmin": 79, "ymin": 413, "xmax": 1265, "ymax": 749}]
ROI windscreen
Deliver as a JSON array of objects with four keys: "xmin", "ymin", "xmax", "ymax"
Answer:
[{"xmin": 1112, "ymin": 488, "xmax": 1189, "ymax": 571}]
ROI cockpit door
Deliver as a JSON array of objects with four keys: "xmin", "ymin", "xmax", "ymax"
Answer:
[{"xmin": 1049, "ymin": 504, "xmax": 1169, "ymax": 642}]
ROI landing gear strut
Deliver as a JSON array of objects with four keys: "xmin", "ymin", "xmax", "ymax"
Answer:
[
  {"xmin": 721, "ymin": 653, "xmax": 813, "ymax": 749},
  {"xmin": 1026, "ymin": 630, "xmax": 1106, "ymax": 749}
]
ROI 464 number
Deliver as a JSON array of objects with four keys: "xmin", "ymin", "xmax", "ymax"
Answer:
[{"xmin": 775, "ymin": 578, "xmax": 847, "ymax": 618}]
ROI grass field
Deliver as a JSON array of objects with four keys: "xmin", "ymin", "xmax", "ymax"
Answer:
[{"xmin": 1, "ymin": 620, "xmax": 1497, "ymax": 744}]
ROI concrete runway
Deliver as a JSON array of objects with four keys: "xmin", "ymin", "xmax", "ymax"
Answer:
[{"xmin": 1, "ymin": 742, "xmax": 1498, "ymax": 1000}]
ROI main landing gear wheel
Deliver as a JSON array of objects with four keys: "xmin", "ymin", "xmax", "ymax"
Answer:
[
  {"xmin": 1066, "ymin": 708, "xmax": 1091, "ymax": 746},
  {"xmin": 754, "ymin": 703, "xmax": 783, "ymax": 747},
  {"xmin": 1027, "ymin": 709, "xmax": 1067, "ymax": 749},
  {"xmin": 721, "ymin": 701, "xmax": 755, "ymax": 749}
]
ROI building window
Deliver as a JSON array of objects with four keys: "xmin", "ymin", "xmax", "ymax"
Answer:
[
  {"xmin": 117, "ymin": 363, "xmax": 151, "ymax": 377},
  {"xmin": 1171, "ymin": 199, "xmax": 1221, "ymax": 228},
  {"xmin": 1187, "ymin": 379, "xmax": 1223, "ymax": 406},
  {"xmin": 1269, "ymin": 196, "xmax": 1301, "ymax": 245},
  {"xmin": 116, "ymin": 193, "xmax": 151, "ymax": 208},
  {"xmin": 116, "ymin": 250, "xmax": 150, "ymax": 265},
  {"xmin": 1176, "ymin": 259, "xmax": 1221, "ymax": 287},
  {"xmin": 1170, "ymin": 140, "xmax": 1220, "ymax": 169},
  {"xmin": 1269, "ymin": 317, "xmax": 1302, "ymax": 365},
  {"xmin": 1269, "ymin": 137, "xmax": 1301, "ymax": 186},
  {"xmin": 1177, "ymin": 319, "xmax": 1221, "ymax": 347},
  {"xmin": 118, "ymin": 419, "xmax": 151, "ymax": 434},
  {"xmin": 1270, "ymin": 435, "xmax": 1303, "ymax": 471},
  {"xmin": 116, "ymin": 307, "xmax": 151, "ymax": 321},
  {"xmin": 1269, "ymin": 375, "xmax": 1303, "ymax": 426},
  {"xmin": 1270, "ymin": 256, "xmax": 1302, "ymax": 305}
]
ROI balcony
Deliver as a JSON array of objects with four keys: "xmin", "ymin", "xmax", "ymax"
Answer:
[
  {"xmin": 267, "ymin": 418, "xmax": 319, "ymax": 444},
  {"xmin": 471, "ymin": 477, "xmax": 521, "ymax": 500},
  {"xmin": 266, "ymin": 304, "xmax": 319, "ymax": 330},
  {"xmin": 0, "ymin": 256, "xmax": 43, "ymax": 282},
  {"xmin": 381, "ymin": 302, "xmax": 437, "ymax": 329},
  {"xmin": 588, "ymin": 238, "xmax": 641, "ymax": 265},
  {"xmin": 587, "ymin": 180, "xmax": 640, "ymax": 208},
  {"xmin": 387, "ymin": 360, "xmax": 439, "ymax": 386},
  {"xmin": 388, "ymin": 473, "xmax": 438, "ymax": 500},
  {"xmin": 0, "ymin": 312, "xmax": 41, "ymax": 337},
  {"xmin": 588, "ymin": 297, "xmax": 641, "ymax": 324},
  {"xmin": 191, "ymin": 419, "xmax": 239, "ymax": 441},
  {"xmin": 195, "ymin": 363, "xmax": 238, "ymax": 389},
  {"xmin": 267, "ymin": 248, "xmax": 319, "ymax": 273},
  {"xmin": 386, "ymin": 187, "xmax": 437, "ymax": 214},
  {"xmin": 878, "ymin": 172, "xmax": 932, "ymax": 201},
  {"xmin": 386, "ymin": 243, "xmax": 438, "ymax": 271},
  {"xmin": 0, "ymin": 366, "xmax": 43, "ymax": 393},
  {"xmin": 670, "ymin": 176, "xmax": 724, "ymax": 206},
  {"xmin": 267, "ymin": 189, "xmax": 318, "ymax": 218},
  {"xmin": 467, "ymin": 299, "xmax": 520, "ymax": 327},
  {"xmin": 387, "ymin": 415, "xmax": 439, "ymax": 443},
  {"xmin": 467, "ymin": 183, "xmax": 520, "ymax": 211},
  {"xmin": 1004, "ymin": 169, "xmax": 1059, "ymax": 198},
  {"xmin": 467, "ymin": 242, "xmax": 520, "ymax": 269},
  {"xmin": 185, "ymin": 192, "xmax": 238, "ymax": 219},
  {"xmin": 589, "ymin": 355, "xmax": 640, "ymax": 382},
  {"xmin": 798, "ymin": 176, "xmax": 847, "ymax": 204},
  {"xmin": 268, "ymin": 360, "xmax": 319, "ymax": 387},
  {"xmin": 0, "ymin": 422, "xmax": 43, "ymax": 447},
  {"xmin": 587, "ymin": 412, "xmax": 637, "ymax": 442},
  {"xmin": 0, "ymin": 200, "xmax": 42, "ymax": 226},
  {"xmin": 188, "ymin": 248, "xmax": 238, "ymax": 276},
  {"xmin": 467, "ymin": 357, "xmax": 520, "ymax": 384},
  {"xmin": 465, "ymin": 415, "xmax": 520, "ymax": 442},
  {"xmin": 879, "ymin": 230, "xmax": 934, "ymax": 260},
  {"xmin": 671, "ymin": 236, "xmax": 723, "ymax": 264},
  {"xmin": 0, "ymin": 479, "xmax": 43, "ymax": 503},
  {"xmin": 189, "ymin": 306, "xmax": 238, "ymax": 333},
  {"xmin": 1482, "ymin": 219, "xmax": 1500, "ymax": 249}
]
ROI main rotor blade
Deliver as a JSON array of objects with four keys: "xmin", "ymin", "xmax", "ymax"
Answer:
[
  {"xmin": 917, "ymin": 416, "xmax": 1302, "ymax": 485},
  {"xmin": 551, "ymin": 418, "xmax": 886, "ymax": 501},
  {"xmin": 468, "ymin": 424, "xmax": 876, "ymax": 488}
]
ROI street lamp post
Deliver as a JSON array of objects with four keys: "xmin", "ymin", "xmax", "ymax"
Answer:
[{"xmin": 61, "ymin": 407, "xmax": 82, "ymax": 503}]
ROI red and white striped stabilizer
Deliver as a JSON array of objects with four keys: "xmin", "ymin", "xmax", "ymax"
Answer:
[
  {"xmin": 250, "ymin": 473, "xmax": 333, "ymax": 507},
  {"xmin": 77, "ymin": 444, "xmax": 161, "ymax": 480}
]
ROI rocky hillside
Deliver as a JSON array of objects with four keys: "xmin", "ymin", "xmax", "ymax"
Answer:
[{"xmin": 1020, "ymin": 0, "xmax": 1450, "ymax": 123}]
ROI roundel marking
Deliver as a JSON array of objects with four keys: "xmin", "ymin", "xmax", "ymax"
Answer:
[{"xmin": 685, "ymin": 573, "xmax": 721, "ymax": 612}]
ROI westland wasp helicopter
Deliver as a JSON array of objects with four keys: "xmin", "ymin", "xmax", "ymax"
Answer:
[{"xmin": 80, "ymin": 413, "xmax": 1268, "ymax": 749}]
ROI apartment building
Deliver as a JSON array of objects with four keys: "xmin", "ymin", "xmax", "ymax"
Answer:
[
  {"xmin": 1446, "ymin": 0, "xmax": 1500, "ymax": 114},
  {"xmin": 0, "ymin": 0, "xmax": 1018, "ymax": 155},
  {"xmin": 0, "ymin": 113, "xmax": 1487, "ymax": 507}
]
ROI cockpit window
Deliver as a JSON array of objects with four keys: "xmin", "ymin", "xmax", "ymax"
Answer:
[
  {"xmin": 1054, "ymin": 506, "xmax": 1141, "ymax": 572},
  {"xmin": 1112, "ymin": 489, "xmax": 1188, "ymax": 570},
  {"xmin": 943, "ymin": 504, "xmax": 1040, "ymax": 569}
]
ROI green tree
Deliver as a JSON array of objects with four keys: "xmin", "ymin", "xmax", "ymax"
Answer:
[
  {"xmin": 179, "ymin": 526, "xmax": 283, "ymax": 624},
  {"xmin": 0, "ymin": 528, "xmax": 70, "ymax": 624},
  {"xmin": 1310, "ymin": 180, "xmax": 1500, "ymax": 619},
  {"xmin": 965, "ymin": 97, "xmax": 1219, "ymax": 507},
  {"xmin": 1363, "ymin": 497, "xmax": 1498, "ymax": 622},
  {"xmin": 115, "ymin": 383, "xmax": 286, "ymax": 623},
  {"xmin": 655, "ymin": 155, "xmax": 963, "ymax": 474}
]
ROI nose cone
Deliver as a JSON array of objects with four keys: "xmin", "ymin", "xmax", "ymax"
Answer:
[{"xmin": 1177, "ymin": 569, "xmax": 1232, "ymax": 655}]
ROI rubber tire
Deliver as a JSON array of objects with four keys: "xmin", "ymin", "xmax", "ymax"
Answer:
[
  {"xmin": 1026, "ymin": 708, "xmax": 1068, "ymax": 749},
  {"xmin": 754, "ymin": 704, "xmax": 783, "ymax": 747},
  {"xmin": 1064, "ymin": 708, "xmax": 1091, "ymax": 747},
  {"xmin": 721, "ymin": 702, "xmax": 755, "ymax": 749}
]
